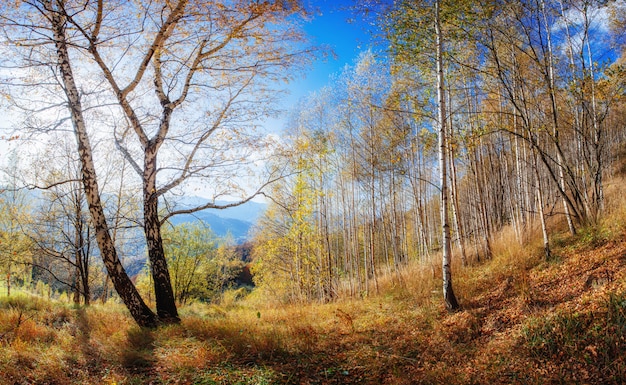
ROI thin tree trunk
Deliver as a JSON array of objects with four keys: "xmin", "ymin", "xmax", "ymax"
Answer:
[
  {"xmin": 369, "ymin": 148, "xmax": 379, "ymax": 295},
  {"xmin": 582, "ymin": 4, "xmax": 604, "ymax": 218},
  {"xmin": 447, "ymin": 96, "xmax": 467, "ymax": 267},
  {"xmin": 73, "ymin": 200, "xmax": 82, "ymax": 304},
  {"xmin": 540, "ymin": 0, "xmax": 576, "ymax": 235},
  {"xmin": 533, "ymin": 150, "xmax": 551, "ymax": 260}
]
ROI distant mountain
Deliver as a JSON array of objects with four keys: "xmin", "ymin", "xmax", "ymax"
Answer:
[
  {"xmin": 168, "ymin": 211, "xmax": 254, "ymax": 241},
  {"xmin": 169, "ymin": 196, "xmax": 267, "ymax": 222},
  {"xmin": 0, "ymin": 188, "xmax": 266, "ymax": 243},
  {"xmin": 165, "ymin": 197, "xmax": 267, "ymax": 242}
]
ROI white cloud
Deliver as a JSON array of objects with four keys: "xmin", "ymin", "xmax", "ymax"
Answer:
[
  {"xmin": 554, "ymin": 1, "xmax": 613, "ymax": 34},
  {"xmin": 550, "ymin": 1, "xmax": 619, "ymax": 60}
]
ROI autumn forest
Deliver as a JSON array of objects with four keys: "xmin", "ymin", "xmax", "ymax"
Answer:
[
  {"xmin": 252, "ymin": 0, "xmax": 625, "ymax": 306},
  {"xmin": 0, "ymin": 0, "xmax": 625, "ymax": 384}
]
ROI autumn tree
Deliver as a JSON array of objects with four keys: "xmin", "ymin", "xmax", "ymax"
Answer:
[
  {"xmin": 27, "ymin": 137, "xmax": 96, "ymax": 305},
  {"xmin": 386, "ymin": 0, "xmax": 478, "ymax": 310},
  {"xmin": 473, "ymin": 0, "xmax": 625, "ymax": 260},
  {"xmin": 0, "ymin": 0, "xmax": 311, "ymax": 326},
  {"xmin": 0, "ymin": 152, "xmax": 33, "ymax": 296},
  {"xmin": 159, "ymin": 222, "xmax": 242, "ymax": 304},
  {"xmin": 250, "ymin": 0, "xmax": 625, "ymax": 308},
  {"xmin": 253, "ymin": 51, "xmax": 419, "ymax": 302},
  {"xmin": 252, "ymin": 135, "xmax": 321, "ymax": 303}
]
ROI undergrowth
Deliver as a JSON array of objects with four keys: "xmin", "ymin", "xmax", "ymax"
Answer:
[
  {"xmin": 0, "ymin": 182, "xmax": 625, "ymax": 384},
  {"xmin": 521, "ymin": 292, "xmax": 626, "ymax": 383}
]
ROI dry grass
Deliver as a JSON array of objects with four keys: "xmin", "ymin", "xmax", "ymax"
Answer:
[
  {"xmin": 1, "ymin": 180, "xmax": 626, "ymax": 384},
  {"xmin": 2, "ymin": 233, "xmax": 626, "ymax": 384}
]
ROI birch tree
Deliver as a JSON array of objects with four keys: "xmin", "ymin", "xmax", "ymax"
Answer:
[
  {"xmin": 387, "ymin": 0, "xmax": 465, "ymax": 311},
  {"xmin": 434, "ymin": 0, "xmax": 459, "ymax": 311},
  {"xmin": 0, "ymin": 0, "xmax": 311, "ymax": 326}
]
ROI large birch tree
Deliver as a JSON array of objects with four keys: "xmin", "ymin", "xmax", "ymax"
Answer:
[{"xmin": 0, "ymin": 0, "xmax": 311, "ymax": 326}]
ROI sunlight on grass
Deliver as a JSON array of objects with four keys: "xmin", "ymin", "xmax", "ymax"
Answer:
[{"xmin": 1, "ymin": 180, "xmax": 626, "ymax": 384}]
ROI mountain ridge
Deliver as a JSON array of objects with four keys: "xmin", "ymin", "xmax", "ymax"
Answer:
[{"xmin": 165, "ymin": 196, "xmax": 267, "ymax": 242}]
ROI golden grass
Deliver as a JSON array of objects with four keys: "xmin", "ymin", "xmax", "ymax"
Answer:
[
  {"xmin": 2, "ymin": 240, "xmax": 626, "ymax": 385},
  {"xmin": 1, "ymin": 179, "xmax": 626, "ymax": 384}
]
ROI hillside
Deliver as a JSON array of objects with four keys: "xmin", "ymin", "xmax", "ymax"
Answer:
[
  {"xmin": 172, "ymin": 197, "xmax": 267, "ymax": 224},
  {"xmin": 1, "ymin": 177, "xmax": 626, "ymax": 385},
  {"xmin": 168, "ymin": 211, "xmax": 254, "ymax": 242}
]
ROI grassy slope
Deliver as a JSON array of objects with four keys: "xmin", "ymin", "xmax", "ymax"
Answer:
[{"xmin": 2, "ymin": 181, "xmax": 626, "ymax": 384}]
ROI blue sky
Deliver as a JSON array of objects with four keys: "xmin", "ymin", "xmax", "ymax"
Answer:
[{"xmin": 278, "ymin": 0, "xmax": 376, "ymax": 112}]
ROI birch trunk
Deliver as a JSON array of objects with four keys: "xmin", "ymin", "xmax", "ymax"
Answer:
[
  {"xmin": 540, "ymin": 0, "xmax": 577, "ymax": 235},
  {"xmin": 143, "ymin": 141, "xmax": 180, "ymax": 322},
  {"xmin": 49, "ymin": 4, "xmax": 157, "ymax": 327},
  {"xmin": 435, "ymin": 0, "xmax": 459, "ymax": 312}
]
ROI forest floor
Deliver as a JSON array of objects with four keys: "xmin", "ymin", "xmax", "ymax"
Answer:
[{"xmin": 2, "ymin": 181, "xmax": 626, "ymax": 384}]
